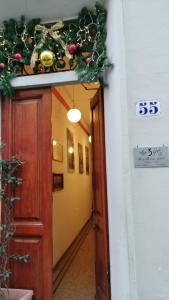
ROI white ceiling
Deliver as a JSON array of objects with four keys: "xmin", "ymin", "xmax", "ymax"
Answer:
[{"xmin": 0, "ymin": 0, "xmax": 96, "ymax": 23}]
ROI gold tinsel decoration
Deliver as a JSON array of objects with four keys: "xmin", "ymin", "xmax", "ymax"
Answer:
[{"xmin": 31, "ymin": 21, "xmax": 72, "ymax": 68}]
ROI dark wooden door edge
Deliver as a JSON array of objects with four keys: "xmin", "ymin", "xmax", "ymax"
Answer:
[{"xmin": 91, "ymin": 87, "xmax": 111, "ymax": 300}]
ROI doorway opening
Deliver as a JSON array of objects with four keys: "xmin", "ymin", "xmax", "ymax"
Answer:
[
  {"xmin": 1, "ymin": 81, "xmax": 110, "ymax": 300},
  {"xmin": 52, "ymin": 83, "xmax": 109, "ymax": 300},
  {"xmin": 52, "ymin": 83, "xmax": 97, "ymax": 299}
]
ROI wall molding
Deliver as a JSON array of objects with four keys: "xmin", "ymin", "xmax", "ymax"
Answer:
[
  {"xmin": 53, "ymin": 218, "xmax": 92, "ymax": 293},
  {"xmin": 10, "ymin": 71, "xmax": 78, "ymax": 90}
]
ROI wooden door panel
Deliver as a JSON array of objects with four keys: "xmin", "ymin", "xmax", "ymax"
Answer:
[
  {"xmin": 91, "ymin": 89, "xmax": 110, "ymax": 300},
  {"xmin": 95, "ymin": 229, "xmax": 108, "ymax": 299},
  {"xmin": 2, "ymin": 88, "xmax": 53, "ymax": 300},
  {"xmin": 13, "ymin": 99, "xmax": 42, "ymax": 219},
  {"xmin": 92, "ymin": 105, "xmax": 103, "ymax": 215},
  {"xmin": 10, "ymin": 237, "xmax": 43, "ymax": 299}
]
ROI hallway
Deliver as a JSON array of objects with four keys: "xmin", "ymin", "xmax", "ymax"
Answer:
[{"xmin": 53, "ymin": 229, "xmax": 95, "ymax": 300}]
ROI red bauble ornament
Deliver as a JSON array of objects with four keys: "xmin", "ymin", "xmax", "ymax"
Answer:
[
  {"xmin": 14, "ymin": 53, "xmax": 22, "ymax": 60},
  {"xmin": 68, "ymin": 44, "xmax": 77, "ymax": 54},
  {"xmin": 38, "ymin": 64, "xmax": 44, "ymax": 73},
  {"xmin": 86, "ymin": 57, "xmax": 94, "ymax": 64},
  {"xmin": 0, "ymin": 63, "xmax": 5, "ymax": 69}
]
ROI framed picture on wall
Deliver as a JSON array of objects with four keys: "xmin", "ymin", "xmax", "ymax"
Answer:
[
  {"xmin": 67, "ymin": 128, "xmax": 75, "ymax": 172},
  {"xmin": 53, "ymin": 141, "xmax": 63, "ymax": 162},
  {"xmin": 78, "ymin": 143, "xmax": 84, "ymax": 174},
  {"xmin": 53, "ymin": 173, "xmax": 64, "ymax": 191},
  {"xmin": 85, "ymin": 146, "xmax": 89, "ymax": 175}
]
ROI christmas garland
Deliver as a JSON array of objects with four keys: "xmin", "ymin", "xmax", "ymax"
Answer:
[{"xmin": 0, "ymin": 2, "xmax": 112, "ymax": 97}]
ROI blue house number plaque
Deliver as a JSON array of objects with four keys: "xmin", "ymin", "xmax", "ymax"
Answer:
[{"xmin": 136, "ymin": 100, "xmax": 160, "ymax": 117}]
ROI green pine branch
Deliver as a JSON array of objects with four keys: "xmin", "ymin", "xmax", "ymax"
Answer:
[{"xmin": 0, "ymin": 2, "xmax": 112, "ymax": 97}]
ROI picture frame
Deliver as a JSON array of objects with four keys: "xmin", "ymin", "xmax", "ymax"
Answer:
[
  {"xmin": 78, "ymin": 143, "xmax": 84, "ymax": 174},
  {"xmin": 53, "ymin": 140, "xmax": 63, "ymax": 162},
  {"xmin": 53, "ymin": 173, "xmax": 64, "ymax": 191},
  {"xmin": 67, "ymin": 128, "xmax": 75, "ymax": 172},
  {"xmin": 85, "ymin": 146, "xmax": 89, "ymax": 175}
]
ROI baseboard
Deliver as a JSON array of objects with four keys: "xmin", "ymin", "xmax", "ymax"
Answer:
[{"xmin": 53, "ymin": 218, "xmax": 92, "ymax": 293}]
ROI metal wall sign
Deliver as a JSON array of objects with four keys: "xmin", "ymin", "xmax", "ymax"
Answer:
[
  {"xmin": 133, "ymin": 146, "xmax": 169, "ymax": 167},
  {"xmin": 136, "ymin": 100, "xmax": 160, "ymax": 117}
]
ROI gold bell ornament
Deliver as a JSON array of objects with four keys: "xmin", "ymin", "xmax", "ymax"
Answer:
[{"xmin": 40, "ymin": 50, "xmax": 55, "ymax": 67}]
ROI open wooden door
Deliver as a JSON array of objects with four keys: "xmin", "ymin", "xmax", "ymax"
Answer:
[
  {"xmin": 2, "ymin": 88, "xmax": 53, "ymax": 300},
  {"xmin": 91, "ymin": 88, "xmax": 110, "ymax": 300}
]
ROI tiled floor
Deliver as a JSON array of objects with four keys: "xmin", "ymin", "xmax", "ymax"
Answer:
[{"xmin": 53, "ymin": 229, "xmax": 95, "ymax": 300}]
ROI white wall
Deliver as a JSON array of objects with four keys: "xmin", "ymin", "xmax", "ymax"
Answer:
[
  {"xmin": 123, "ymin": 1, "xmax": 169, "ymax": 299},
  {"xmin": 52, "ymin": 87, "xmax": 93, "ymax": 266},
  {"xmin": 0, "ymin": 0, "xmax": 96, "ymax": 23},
  {"xmin": 104, "ymin": 0, "xmax": 136, "ymax": 299}
]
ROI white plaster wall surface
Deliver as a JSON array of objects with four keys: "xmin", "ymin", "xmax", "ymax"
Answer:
[
  {"xmin": 0, "ymin": 0, "xmax": 96, "ymax": 22},
  {"xmin": 104, "ymin": 0, "xmax": 136, "ymax": 299},
  {"xmin": 123, "ymin": 0, "xmax": 169, "ymax": 299}
]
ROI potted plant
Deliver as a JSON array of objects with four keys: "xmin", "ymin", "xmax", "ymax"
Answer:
[{"xmin": 0, "ymin": 148, "xmax": 33, "ymax": 300}]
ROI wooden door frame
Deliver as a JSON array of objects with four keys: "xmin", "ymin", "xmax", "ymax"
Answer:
[
  {"xmin": 91, "ymin": 88, "xmax": 111, "ymax": 299},
  {"xmin": 0, "ymin": 71, "xmax": 111, "ymax": 298}
]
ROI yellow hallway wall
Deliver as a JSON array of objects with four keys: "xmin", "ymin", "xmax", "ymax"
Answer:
[{"xmin": 52, "ymin": 87, "xmax": 93, "ymax": 266}]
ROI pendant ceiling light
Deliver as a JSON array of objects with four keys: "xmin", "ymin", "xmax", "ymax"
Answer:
[
  {"xmin": 67, "ymin": 86, "xmax": 81, "ymax": 123},
  {"xmin": 67, "ymin": 108, "xmax": 81, "ymax": 123}
]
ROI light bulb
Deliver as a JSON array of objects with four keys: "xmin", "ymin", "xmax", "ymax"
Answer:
[
  {"xmin": 68, "ymin": 147, "xmax": 74, "ymax": 154},
  {"xmin": 89, "ymin": 136, "xmax": 92, "ymax": 143},
  {"xmin": 67, "ymin": 108, "xmax": 81, "ymax": 123}
]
